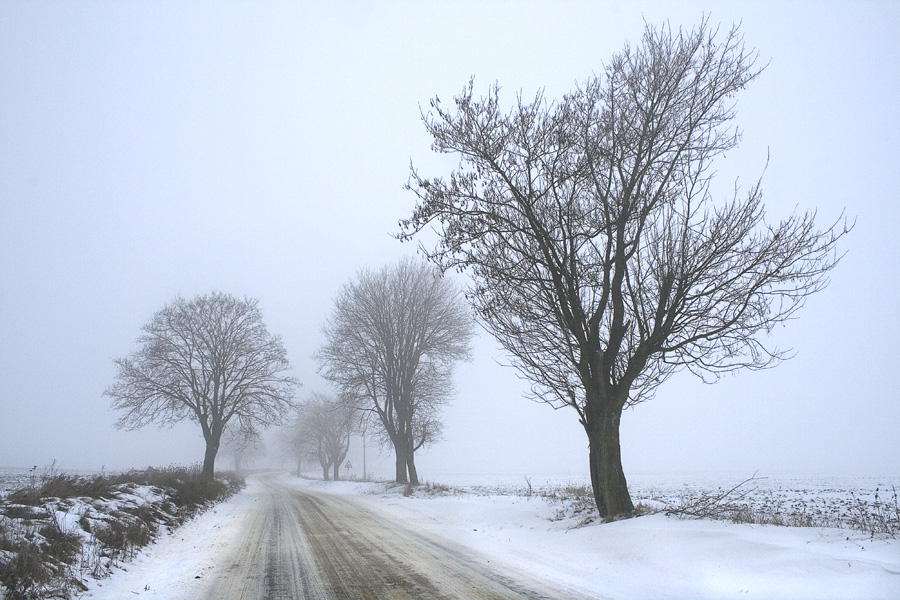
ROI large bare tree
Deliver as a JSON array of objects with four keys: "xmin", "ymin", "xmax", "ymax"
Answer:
[
  {"xmin": 401, "ymin": 21, "xmax": 850, "ymax": 517},
  {"xmin": 106, "ymin": 292, "xmax": 297, "ymax": 479},
  {"xmin": 317, "ymin": 257, "xmax": 474, "ymax": 485}
]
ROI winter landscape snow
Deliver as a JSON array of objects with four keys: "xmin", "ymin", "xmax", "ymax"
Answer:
[{"xmin": 70, "ymin": 471, "xmax": 900, "ymax": 600}]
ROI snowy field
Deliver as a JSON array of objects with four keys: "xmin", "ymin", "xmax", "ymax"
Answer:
[
  {"xmin": 0, "ymin": 468, "xmax": 40, "ymax": 495},
  {"xmin": 0, "ymin": 466, "xmax": 104, "ymax": 496},
  {"xmin": 74, "ymin": 471, "xmax": 900, "ymax": 600}
]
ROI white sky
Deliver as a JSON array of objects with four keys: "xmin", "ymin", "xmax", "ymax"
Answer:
[{"xmin": 1, "ymin": 1, "xmax": 897, "ymax": 481}]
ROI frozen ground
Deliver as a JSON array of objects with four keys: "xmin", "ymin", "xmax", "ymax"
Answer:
[{"xmin": 76, "ymin": 471, "xmax": 900, "ymax": 600}]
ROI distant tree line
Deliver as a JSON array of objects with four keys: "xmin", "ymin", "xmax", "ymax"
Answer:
[{"xmin": 106, "ymin": 260, "xmax": 473, "ymax": 487}]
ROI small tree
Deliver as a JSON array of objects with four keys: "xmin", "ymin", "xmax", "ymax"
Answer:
[
  {"xmin": 280, "ymin": 415, "xmax": 311, "ymax": 477},
  {"xmin": 105, "ymin": 292, "xmax": 297, "ymax": 479},
  {"xmin": 289, "ymin": 393, "xmax": 356, "ymax": 480},
  {"xmin": 401, "ymin": 20, "xmax": 850, "ymax": 516},
  {"xmin": 317, "ymin": 257, "xmax": 474, "ymax": 485},
  {"xmin": 221, "ymin": 427, "xmax": 265, "ymax": 474}
]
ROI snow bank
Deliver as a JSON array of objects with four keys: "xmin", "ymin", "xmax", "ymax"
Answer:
[{"xmin": 293, "ymin": 475, "xmax": 900, "ymax": 599}]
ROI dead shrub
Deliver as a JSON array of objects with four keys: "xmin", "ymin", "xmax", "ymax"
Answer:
[
  {"xmin": 662, "ymin": 477, "xmax": 900, "ymax": 538},
  {"xmin": 37, "ymin": 524, "xmax": 80, "ymax": 565},
  {"xmin": 542, "ymin": 485, "xmax": 599, "ymax": 526},
  {"xmin": 5, "ymin": 489, "xmax": 42, "ymax": 508},
  {"xmin": 0, "ymin": 464, "xmax": 244, "ymax": 598},
  {"xmin": 77, "ymin": 511, "xmax": 92, "ymax": 534},
  {"xmin": 93, "ymin": 516, "xmax": 152, "ymax": 560},
  {"xmin": 846, "ymin": 486, "xmax": 900, "ymax": 539},
  {"xmin": 1, "ymin": 506, "xmax": 46, "ymax": 521},
  {"xmin": 664, "ymin": 475, "xmax": 761, "ymax": 521},
  {"xmin": 0, "ymin": 539, "xmax": 51, "ymax": 600}
]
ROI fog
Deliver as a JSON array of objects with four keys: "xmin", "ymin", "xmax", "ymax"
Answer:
[{"xmin": 1, "ymin": 1, "xmax": 897, "ymax": 482}]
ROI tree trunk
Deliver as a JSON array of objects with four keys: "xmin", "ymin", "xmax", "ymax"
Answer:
[
  {"xmin": 333, "ymin": 461, "xmax": 341, "ymax": 481},
  {"xmin": 321, "ymin": 461, "xmax": 330, "ymax": 480},
  {"xmin": 202, "ymin": 435, "xmax": 220, "ymax": 481},
  {"xmin": 394, "ymin": 444, "xmax": 409, "ymax": 484},
  {"xmin": 585, "ymin": 401, "xmax": 634, "ymax": 518},
  {"xmin": 296, "ymin": 455, "xmax": 303, "ymax": 477},
  {"xmin": 406, "ymin": 448, "xmax": 419, "ymax": 486}
]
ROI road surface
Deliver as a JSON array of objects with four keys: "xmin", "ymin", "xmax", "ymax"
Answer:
[{"xmin": 203, "ymin": 473, "xmax": 595, "ymax": 599}]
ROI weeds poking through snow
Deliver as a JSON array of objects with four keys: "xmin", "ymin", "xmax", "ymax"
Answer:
[
  {"xmin": 846, "ymin": 486, "xmax": 900, "ymax": 539},
  {"xmin": 541, "ymin": 485, "xmax": 599, "ymax": 527},
  {"xmin": 659, "ymin": 477, "xmax": 900, "ymax": 539},
  {"xmin": 375, "ymin": 474, "xmax": 900, "ymax": 538},
  {"xmin": 664, "ymin": 474, "xmax": 762, "ymax": 521},
  {"xmin": 0, "ymin": 464, "xmax": 244, "ymax": 599}
]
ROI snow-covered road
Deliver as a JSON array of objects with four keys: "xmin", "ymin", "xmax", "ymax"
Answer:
[
  {"xmin": 84, "ymin": 472, "xmax": 900, "ymax": 600},
  {"xmin": 204, "ymin": 473, "xmax": 596, "ymax": 598},
  {"xmin": 85, "ymin": 472, "xmax": 598, "ymax": 599}
]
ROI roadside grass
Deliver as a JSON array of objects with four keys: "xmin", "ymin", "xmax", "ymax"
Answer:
[
  {"xmin": 534, "ymin": 475, "xmax": 900, "ymax": 539},
  {"xmin": 660, "ymin": 477, "xmax": 900, "ymax": 540},
  {"xmin": 0, "ymin": 464, "xmax": 244, "ymax": 600},
  {"xmin": 300, "ymin": 471, "xmax": 900, "ymax": 539}
]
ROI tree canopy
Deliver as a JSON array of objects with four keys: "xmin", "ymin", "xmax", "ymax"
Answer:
[
  {"xmin": 317, "ymin": 257, "xmax": 474, "ymax": 485},
  {"xmin": 106, "ymin": 291, "xmax": 297, "ymax": 479},
  {"xmin": 287, "ymin": 393, "xmax": 356, "ymax": 481},
  {"xmin": 401, "ymin": 20, "xmax": 850, "ymax": 516}
]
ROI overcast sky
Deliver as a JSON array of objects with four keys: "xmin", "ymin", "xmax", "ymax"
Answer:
[{"xmin": 1, "ymin": 1, "xmax": 897, "ymax": 482}]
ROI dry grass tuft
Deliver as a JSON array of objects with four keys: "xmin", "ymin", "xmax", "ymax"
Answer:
[{"xmin": 0, "ymin": 464, "xmax": 244, "ymax": 599}]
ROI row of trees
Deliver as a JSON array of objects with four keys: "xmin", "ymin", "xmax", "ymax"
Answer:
[
  {"xmin": 105, "ymin": 259, "xmax": 473, "ymax": 485},
  {"xmin": 107, "ymin": 20, "xmax": 848, "ymax": 518}
]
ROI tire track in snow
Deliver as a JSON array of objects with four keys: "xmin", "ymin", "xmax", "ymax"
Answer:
[{"xmin": 204, "ymin": 473, "xmax": 596, "ymax": 599}]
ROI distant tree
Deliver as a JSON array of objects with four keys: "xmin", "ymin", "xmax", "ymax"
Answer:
[
  {"xmin": 280, "ymin": 415, "xmax": 311, "ymax": 477},
  {"xmin": 288, "ymin": 393, "xmax": 356, "ymax": 480},
  {"xmin": 317, "ymin": 258, "xmax": 474, "ymax": 485},
  {"xmin": 221, "ymin": 427, "xmax": 265, "ymax": 474},
  {"xmin": 401, "ymin": 20, "xmax": 850, "ymax": 516},
  {"xmin": 105, "ymin": 292, "xmax": 297, "ymax": 480}
]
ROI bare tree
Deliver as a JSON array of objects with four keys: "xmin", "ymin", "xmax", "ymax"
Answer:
[
  {"xmin": 317, "ymin": 257, "xmax": 474, "ymax": 485},
  {"xmin": 287, "ymin": 393, "xmax": 356, "ymax": 480},
  {"xmin": 105, "ymin": 292, "xmax": 297, "ymax": 480},
  {"xmin": 280, "ymin": 415, "xmax": 311, "ymax": 477},
  {"xmin": 221, "ymin": 426, "xmax": 265, "ymax": 474},
  {"xmin": 401, "ymin": 20, "xmax": 851, "ymax": 516}
]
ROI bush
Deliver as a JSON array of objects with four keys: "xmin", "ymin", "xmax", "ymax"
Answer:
[
  {"xmin": 662, "ymin": 478, "xmax": 900, "ymax": 539},
  {"xmin": 0, "ymin": 540, "xmax": 51, "ymax": 600},
  {"xmin": 5, "ymin": 488, "xmax": 42, "ymax": 508},
  {"xmin": 6, "ymin": 474, "xmax": 115, "ymax": 506},
  {"xmin": 37, "ymin": 524, "xmax": 79, "ymax": 565},
  {"xmin": 93, "ymin": 517, "xmax": 152, "ymax": 561},
  {"xmin": 39, "ymin": 475, "xmax": 114, "ymax": 501},
  {"xmin": 542, "ymin": 485, "xmax": 599, "ymax": 526},
  {"xmin": 102, "ymin": 466, "xmax": 243, "ymax": 517},
  {"xmin": 847, "ymin": 487, "xmax": 900, "ymax": 539},
  {"xmin": 0, "ymin": 506, "xmax": 46, "ymax": 521}
]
